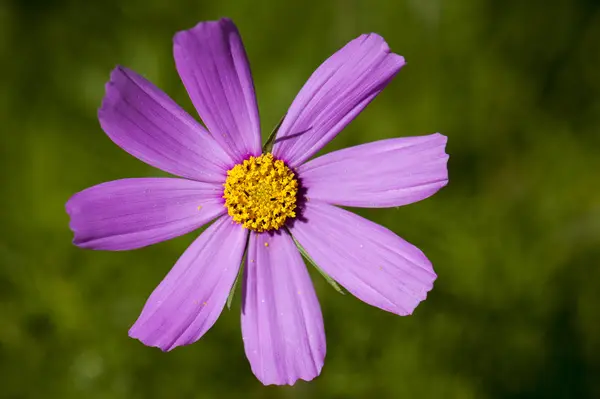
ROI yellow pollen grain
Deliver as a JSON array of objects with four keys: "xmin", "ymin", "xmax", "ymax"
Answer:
[
  {"xmin": 223, "ymin": 153, "xmax": 298, "ymax": 232},
  {"xmin": 264, "ymin": 242, "xmax": 269, "ymax": 247}
]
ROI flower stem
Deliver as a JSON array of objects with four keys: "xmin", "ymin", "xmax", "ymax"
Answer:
[
  {"xmin": 227, "ymin": 232, "xmax": 250, "ymax": 310},
  {"xmin": 262, "ymin": 114, "xmax": 285, "ymax": 153},
  {"xmin": 286, "ymin": 227, "xmax": 345, "ymax": 295}
]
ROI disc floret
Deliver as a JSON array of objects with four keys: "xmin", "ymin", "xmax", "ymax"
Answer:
[{"xmin": 223, "ymin": 153, "xmax": 298, "ymax": 232}]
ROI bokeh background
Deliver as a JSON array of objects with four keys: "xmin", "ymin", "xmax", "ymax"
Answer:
[{"xmin": 2, "ymin": 0, "xmax": 600, "ymax": 397}]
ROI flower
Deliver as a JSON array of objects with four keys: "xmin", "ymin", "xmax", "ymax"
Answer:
[{"xmin": 66, "ymin": 18, "xmax": 449, "ymax": 385}]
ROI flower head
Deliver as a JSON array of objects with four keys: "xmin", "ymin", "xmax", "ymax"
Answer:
[
  {"xmin": 223, "ymin": 153, "xmax": 298, "ymax": 232},
  {"xmin": 66, "ymin": 18, "xmax": 448, "ymax": 385}
]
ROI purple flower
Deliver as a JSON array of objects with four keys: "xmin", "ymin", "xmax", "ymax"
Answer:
[{"xmin": 66, "ymin": 18, "xmax": 448, "ymax": 385}]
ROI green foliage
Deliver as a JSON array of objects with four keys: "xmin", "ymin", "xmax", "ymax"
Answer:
[
  {"xmin": 289, "ymin": 229, "xmax": 346, "ymax": 296},
  {"xmin": 1, "ymin": 0, "xmax": 600, "ymax": 397}
]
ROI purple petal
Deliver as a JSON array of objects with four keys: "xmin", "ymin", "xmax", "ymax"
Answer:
[
  {"xmin": 129, "ymin": 215, "xmax": 247, "ymax": 351},
  {"xmin": 99, "ymin": 66, "xmax": 232, "ymax": 182},
  {"xmin": 289, "ymin": 202, "xmax": 436, "ymax": 316},
  {"xmin": 241, "ymin": 231, "xmax": 325, "ymax": 385},
  {"xmin": 272, "ymin": 34, "xmax": 405, "ymax": 167},
  {"xmin": 174, "ymin": 18, "xmax": 261, "ymax": 162},
  {"xmin": 66, "ymin": 178, "xmax": 225, "ymax": 250},
  {"xmin": 298, "ymin": 133, "xmax": 448, "ymax": 208}
]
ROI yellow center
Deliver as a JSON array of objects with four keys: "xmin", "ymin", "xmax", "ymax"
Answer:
[{"xmin": 223, "ymin": 153, "xmax": 298, "ymax": 232}]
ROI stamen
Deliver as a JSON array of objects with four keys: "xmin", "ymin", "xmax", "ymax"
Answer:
[{"xmin": 223, "ymin": 153, "xmax": 298, "ymax": 232}]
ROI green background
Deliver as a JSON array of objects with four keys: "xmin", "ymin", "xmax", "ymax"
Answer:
[{"xmin": 2, "ymin": 0, "xmax": 599, "ymax": 397}]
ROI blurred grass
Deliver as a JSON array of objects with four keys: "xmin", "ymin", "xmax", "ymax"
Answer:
[{"xmin": 1, "ymin": 0, "xmax": 600, "ymax": 398}]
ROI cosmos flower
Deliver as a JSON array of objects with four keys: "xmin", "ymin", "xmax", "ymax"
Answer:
[{"xmin": 66, "ymin": 18, "xmax": 449, "ymax": 385}]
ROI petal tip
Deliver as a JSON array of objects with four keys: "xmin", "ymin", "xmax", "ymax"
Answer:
[
  {"xmin": 129, "ymin": 331, "xmax": 173, "ymax": 352},
  {"xmin": 128, "ymin": 323, "xmax": 178, "ymax": 352},
  {"xmin": 99, "ymin": 66, "xmax": 129, "ymax": 116},
  {"xmin": 173, "ymin": 18, "xmax": 237, "ymax": 45},
  {"xmin": 256, "ymin": 369, "xmax": 323, "ymax": 386},
  {"xmin": 400, "ymin": 269, "xmax": 437, "ymax": 316},
  {"xmin": 395, "ymin": 53, "xmax": 406, "ymax": 65},
  {"xmin": 64, "ymin": 194, "xmax": 77, "ymax": 216},
  {"xmin": 433, "ymin": 132, "xmax": 448, "ymax": 144}
]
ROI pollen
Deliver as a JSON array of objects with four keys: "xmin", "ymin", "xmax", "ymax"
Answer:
[{"xmin": 223, "ymin": 153, "xmax": 298, "ymax": 232}]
